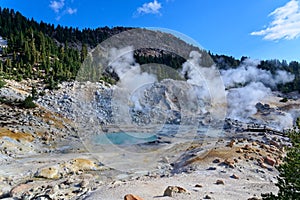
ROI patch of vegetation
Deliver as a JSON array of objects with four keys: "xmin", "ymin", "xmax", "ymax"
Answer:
[
  {"xmin": 280, "ymin": 98, "xmax": 288, "ymax": 103},
  {"xmin": 22, "ymin": 96, "xmax": 36, "ymax": 109},
  {"xmin": 0, "ymin": 7, "xmax": 129, "ymax": 85},
  {"xmin": 262, "ymin": 129, "xmax": 300, "ymax": 199},
  {"xmin": 0, "ymin": 78, "xmax": 6, "ymax": 88}
]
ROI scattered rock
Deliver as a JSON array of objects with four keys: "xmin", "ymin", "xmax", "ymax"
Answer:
[
  {"xmin": 226, "ymin": 140, "xmax": 235, "ymax": 147},
  {"xmin": 204, "ymin": 194, "xmax": 212, "ymax": 199},
  {"xmin": 248, "ymin": 197, "xmax": 261, "ymax": 200},
  {"xmin": 252, "ymin": 141, "xmax": 258, "ymax": 146},
  {"xmin": 124, "ymin": 194, "xmax": 144, "ymax": 200},
  {"xmin": 215, "ymin": 180, "xmax": 224, "ymax": 185},
  {"xmin": 264, "ymin": 156, "xmax": 276, "ymax": 166},
  {"xmin": 236, "ymin": 148, "xmax": 244, "ymax": 153},
  {"xmin": 207, "ymin": 167, "xmax": 217, "ymax": 170},
  {"xmin": 270, "ymin": 141, "xmax": 280, "ymax": 148},
  {"xmin": 224, "ymin": 158, "xmax": 235, "ymax": 166},
  {"xmin": 78, "ymin": 180, "xmax": 89, "ymax": 188},
  {"xmin": 231, "ymin": 174, "xmax": 239, "ymax": 179},
  {"xmin": 243, "ymin": 144, "xmax": 252, "ymax": 150},
  {"xmin": 212, "ymin": 158, "xmax": 221, "ymax": 163},
  {"xmin": 163, "ymin": 186, "xmax": 188, "ymax": 197},
  {"xmin": 195, "ymin": 184, "xmax": 202, "ymax": 188}
]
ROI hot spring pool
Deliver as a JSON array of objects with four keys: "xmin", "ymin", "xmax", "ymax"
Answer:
[{"xmin": 94, "ymin": 132, "xmax": 158, "ymax": 145}]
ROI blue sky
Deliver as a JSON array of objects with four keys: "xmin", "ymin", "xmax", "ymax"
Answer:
[{"xmin": 1, "ymin": 0, "xmax": 300, "ymax": 61}]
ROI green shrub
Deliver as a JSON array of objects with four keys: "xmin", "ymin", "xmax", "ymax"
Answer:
[
  {"xmin": 279, "ymin": 98, "xmax": 288, "ymax": 103},
  {"xmin": 22, "ymin": 96, "xmax": 37, "ymax": 109},
  {"xmin": 0, "ymin": 79, "xmax": 6, "ymax": 88}
]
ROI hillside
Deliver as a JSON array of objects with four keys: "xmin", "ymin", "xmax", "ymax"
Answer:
[{"xmin": 0, "ymin": 7, "xmax": 300, "ymax": 93}]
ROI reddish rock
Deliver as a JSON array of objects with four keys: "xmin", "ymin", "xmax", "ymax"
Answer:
[
  {"xmin": 264, "ymin": 156, "xmax": 276, "ymax": 166},
  {"xmin": 270, "ymin": 140, "xmax": 280, "ymax": 148},
  {"xmin": 236, "ymin": 148, "xmax": 244, "ymax": 153},
  {"xmin": 226, "ymin": 140, "xmax": 235, "ymax": 147},
  {"xmin": 260, "ymin": 162, "xmax": 268, "ymax": 169},
  {"xmin": 276, "ymin": 159, "xmax": 282, "ymax": 166},
  {"xmin": 231, "ymin": 174, "xmax": 239, "ymax": 179},
  {"xmin": 224, "ymin": 158, "xmax": 235, "ymax": 166},
  {"xmin": 124, "ymin": 194, "xmax": 144, "ymax": 200},
  {"xmin": 243, "ymin": 144, "xmax": 252, "ymax": 150}
]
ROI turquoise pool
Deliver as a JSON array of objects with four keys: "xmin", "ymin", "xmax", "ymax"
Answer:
[{"xmin": 94, "ymin": 132, "xmax": 158, "ymax": 145}]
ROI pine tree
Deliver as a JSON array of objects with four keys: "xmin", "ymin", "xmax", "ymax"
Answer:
[{"xmin": 81, "ymin": 43, "xmax": 88, "ymax": 62}]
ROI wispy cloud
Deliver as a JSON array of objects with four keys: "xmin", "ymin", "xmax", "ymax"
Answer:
[
  {"xmin": 49, "ymin": 0, "xmax": 77, "ymax": 20},
  {"xmin": 251, "ymin": 0, "xmax": 300, "ymax": 41},
  {"xmin": 66, "ymin": 8, "xmax": 77, "ymax": 15},
  {"xmin": 137, "ymin": 0, "xmax": 162, "ymax": 15},
  {"xmin": 49, "ymin": 0, "xmax": 65, "ymax": 13}
]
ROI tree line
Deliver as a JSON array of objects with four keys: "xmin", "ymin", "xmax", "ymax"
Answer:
[{"xmin": 0, "ymin": 7, "xmax": 129, "ymax": 88}]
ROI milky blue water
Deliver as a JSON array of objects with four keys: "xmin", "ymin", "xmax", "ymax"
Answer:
[{"xmin": 95, "ymin": 132, "xmax": 158, "ymax": 145}]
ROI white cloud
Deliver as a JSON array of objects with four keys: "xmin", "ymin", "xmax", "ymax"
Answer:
[
  {"xmin": 66, "ymin": 8, "xmax": 77, "ymax": 15},
  {"xmin": 137, "ymin": 0, "xmax": 162, "ymax": 15},
  {"xmin": 49, "ymin": 0, "xmax": 77, "ymax": 20},
  {"xmin": 49, "ymin": 0, "xmax": 65, "ymax": 13},
  {"xmin": 251, "ymin": 0, "xmax": 300, "ymax": 41}
]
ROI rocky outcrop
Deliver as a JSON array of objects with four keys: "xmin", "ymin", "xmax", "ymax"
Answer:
[{"xmin": 35, "ymin": 166, "xmax": 61, "ymax": 179}]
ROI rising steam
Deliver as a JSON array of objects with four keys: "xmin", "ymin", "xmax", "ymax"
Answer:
[
  {"xmin": 109, "ymin": 46, "xmax": 157, "ymax": 92},
  {"xmin": 108, "ymin": 47, "xmax": 297, "ymax": 130},
  {"xmin": 221, "ymin": 58, "xmax": 296, "ymax": 129}
]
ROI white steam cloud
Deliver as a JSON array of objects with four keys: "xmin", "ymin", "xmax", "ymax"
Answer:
[
  {"xmin": 108, "ymin": 46, "xmax": 157, "ymax": 112},
  {"xmin": 108, "ymin": 46, "xmax": 157, "ymax": 92},
  {"xmin": 226, "ymin": 82, "xmax": 271, "ymax": 120},
  {"xmin": 221, "ymin": 59, "xmax": 295, "ymax": 89},
  {"xmin": 108, "ymin": 48, "xmax": 296, "ymax": 130},
  {"xmin": 181, "ymin": 51, "xmax": 227, "ymax": 121},
  {"xmin": 221, "ymin": 58, "xmax": 296, "ymax": 129}
]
